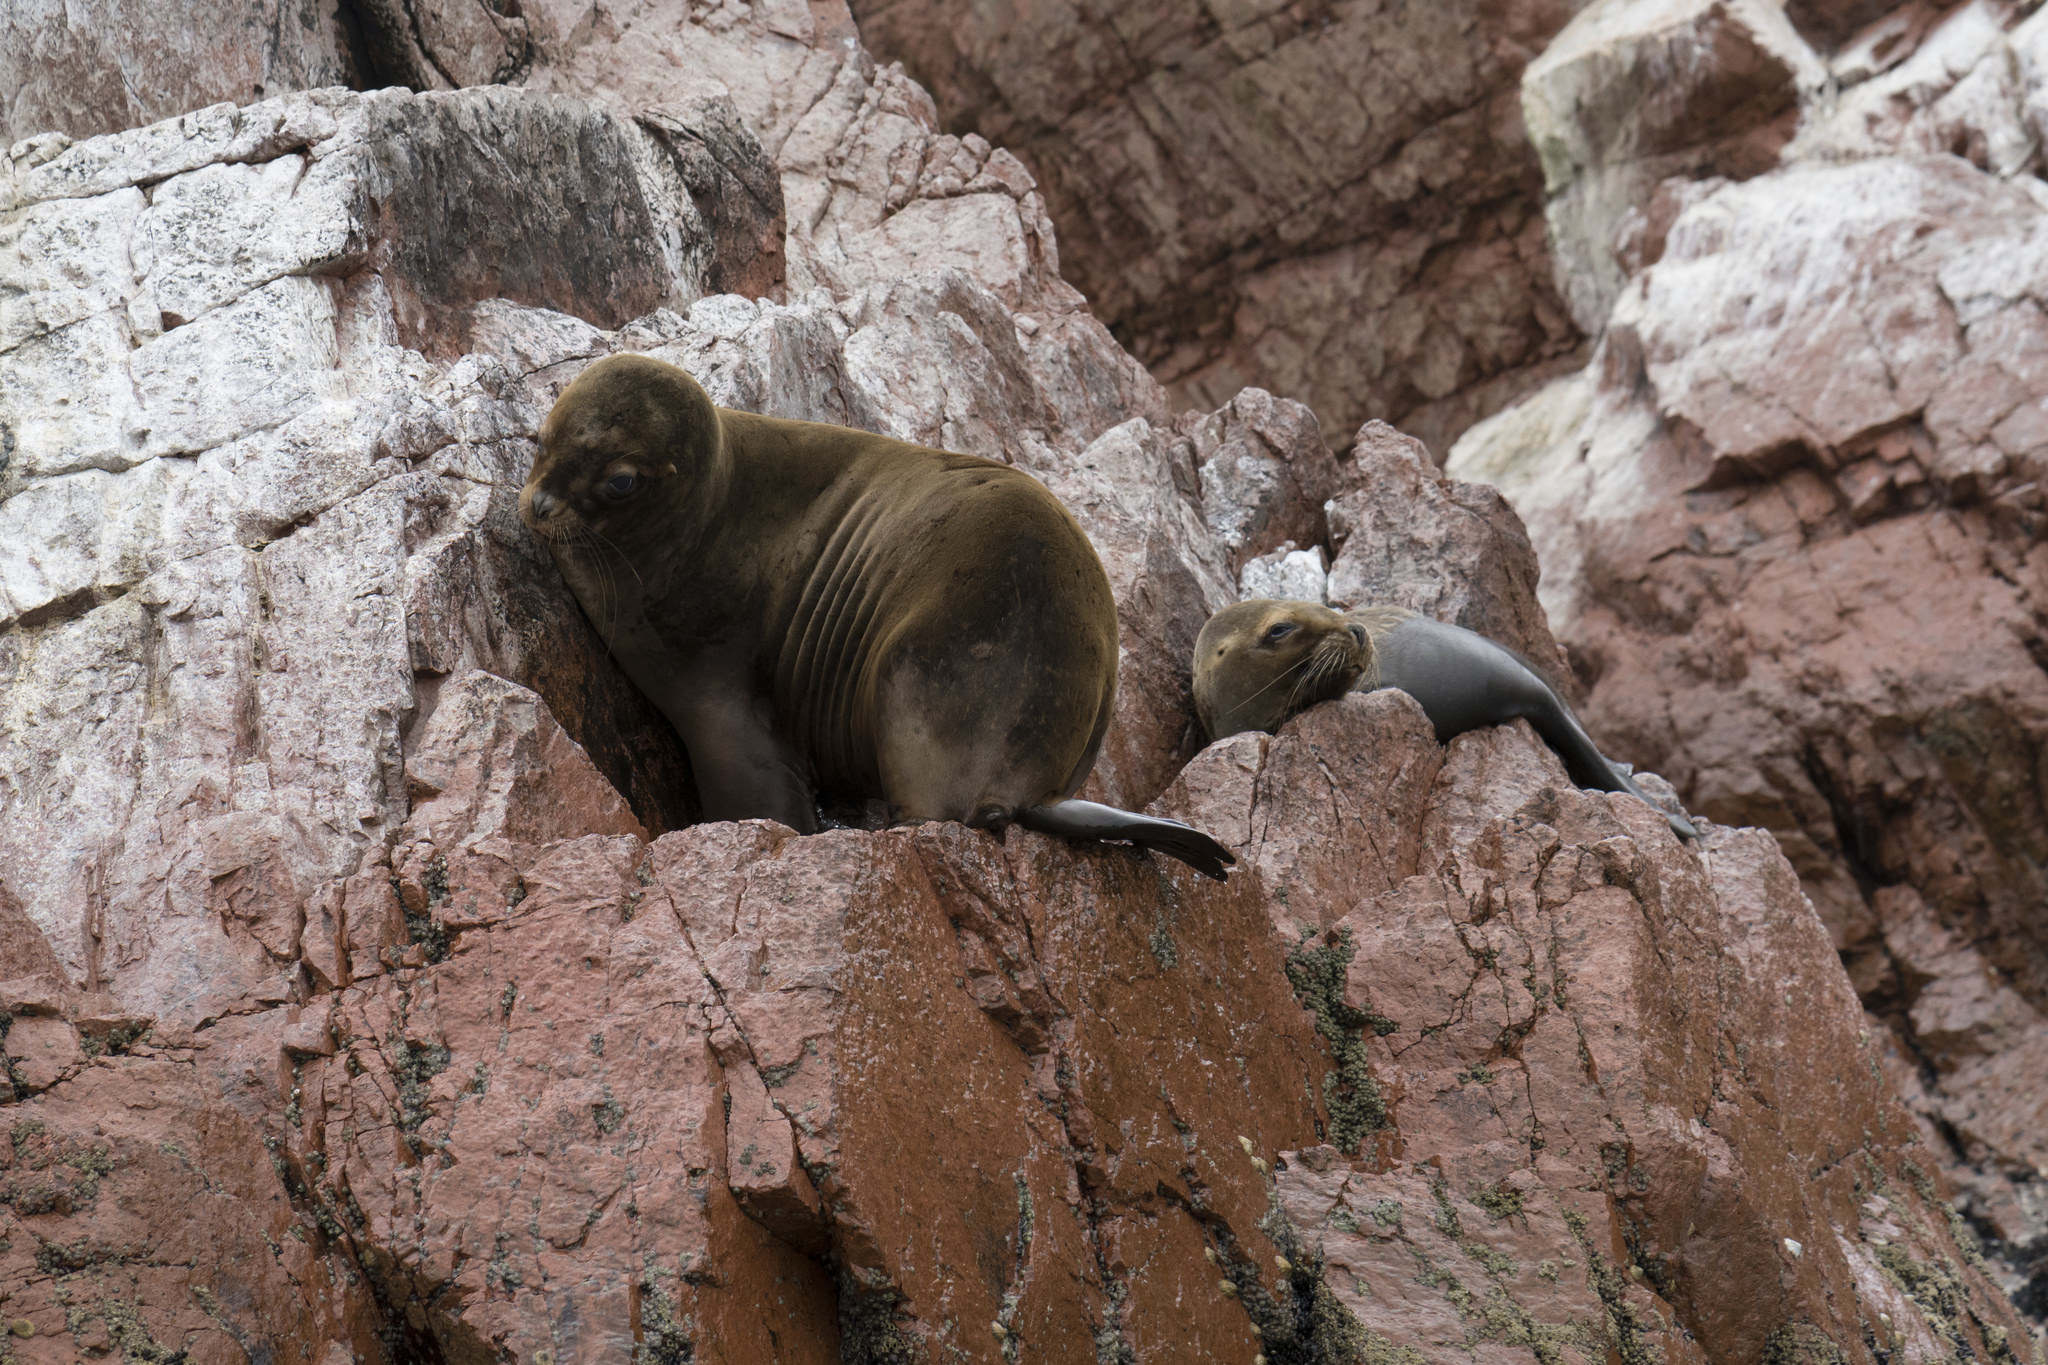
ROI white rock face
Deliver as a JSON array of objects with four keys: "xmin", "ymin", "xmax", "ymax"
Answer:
[
  {"xmin": 0, "ymin": 85, "xmax": 744, "ymax": 1018},
  {"xmin": 1524, "ymin": 0, "xmax": 1825, "ymax": 332},
  {"xmin": 0, "ymin": 59, "xmax": 1338, "ymax": 1021},
  {"xmin": 1239, "ymin": 544, "xmax": 1330, "ymax": 604}
]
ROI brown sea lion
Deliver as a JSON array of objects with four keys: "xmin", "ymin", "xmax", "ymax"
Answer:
[
  {"xmin": 519, "ymin": 353, "xmax": 1236, "ymax": 879},
  {"xmin": 1193, "ymin": 599, "xmax": 1697, "ymax": 839}
]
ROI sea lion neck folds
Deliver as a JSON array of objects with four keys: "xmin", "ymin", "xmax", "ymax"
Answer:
[
  {"xmin": 522, "ymin": 354, "xmax": 1236, "ymax": 880},
  {"xmin": 1195, "ymin": 598, "xmax": 1698, "ymax": 840}
]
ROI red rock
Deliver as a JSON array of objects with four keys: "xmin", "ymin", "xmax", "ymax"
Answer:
[
  {"xmin": 0, "ymin": 628, "xmax": 2023, "ymax": 1359},
  {"xmin": 1451, "ymin": 140, "xmax": 2048, "ymax": 1312},
  {"xmin": 845, "ymin": 0, "xmax": 1590, "ymax": 451},
  {"xmin": 1, "ymin": 0, "xmax": 2037, "ymax": 1353},
  {"xmin": 0, "ymin": 1039, "xmax": 378, "ymax": 1360}
]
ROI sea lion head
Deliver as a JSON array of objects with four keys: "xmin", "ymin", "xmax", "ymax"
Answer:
[
  {"xmin": 521, "ymin": 354, "xmax": 726, "ymax": 554},
  {"xmin": 1192, "ymin": 599, "xmax": 1372, "ymax": 739}
]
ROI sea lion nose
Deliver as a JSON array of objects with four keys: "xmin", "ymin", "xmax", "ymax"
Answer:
[{"xmin": 530, "ymin": 488, "xmax": 560, "ymax": 519}]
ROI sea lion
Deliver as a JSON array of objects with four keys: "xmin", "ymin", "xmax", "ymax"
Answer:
[
  {"xmin": 519, "ymin": 353, "xmax": 1236, "ymax": 879},
  {"xmin": 1193, "ymin": 599, "xmax": 1697, "ymax": 839}
]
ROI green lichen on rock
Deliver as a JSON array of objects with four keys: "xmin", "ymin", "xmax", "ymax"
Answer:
[
  {"xmin": 1296, "ymin": 1274, "xmax": 1426, "ymax": 1365},
  {"xmin": 1454, "ymin": 1280, "xmax": 1604, "ymax": 1365},
  {"xmin": 839, "ymin": 1273, "xmax": 917, "ymax": 1365},
  {"xmin": 77, "ymin": 1020, "xmax": 148, "ymax": 1060},
  {"xmin": 393, "ymin": 1038, "xmax": 452, "ymax": 1134},
  {"xmin": 1473, "ymin": 1183, "xmax": 1524, "ymax": 1222},
  {"xmin": 1873, "ymin": 1243, "xmax": 1977, "ymax": 1359},
  {"xmin": 0, "ymin": 1011, "xmax": 19, "ymax": 1094},
  {"xmin": 1430, "ymin": 1177, "xmax": 1463, "ymax": 1239},
  {"xmin": 1898, "ymin": 1159, "xmax": 1988, "ymax": 1271},
  {"xmin": 1014, "ymin": 1173, "xmax": 1036, "ymax": 1253},
  {"xmin": 1284, "ymin": 929, "xmax": 1391, "ymax": 1152},
  {"xmin": 403, "ymin": 856, "xmax": 453, "ymax": 963},
  {"xmin": 1148, "ymin": 901, "xmax": 1179, "ymax": 969},
  {"xmin": 1092, "ymin": 1277, "xmax": 1136, "ymax": 1365},
  {"xmin": 1232, "ymin": 1195, "xmax": 1428, "ymax": 1365},
  {"xmin": 636, "ymin": 1282, "xmax": 695, "ymax": 1364},
  {"xmin": 1759, "ymin": 1320, "xmax": 1849, "ymax": 1365},
  {"xmin": 1580, "ymin": 1250, "xmax": 1667, "ymax": 1365},
  {"xmin": 63, "ymin": 1145, "xmax": 113, "ymax": 1202},
  {"xmin": 1553, "ymin": 1206, "xmax": 1669, "ymax": 1365}
]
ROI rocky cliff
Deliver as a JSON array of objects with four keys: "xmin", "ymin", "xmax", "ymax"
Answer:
[
  {"xmin": 842, "ymin": 0, "xmax": 1595, "ymax": 456},
  {"xmin": 0, "ymin": 1, "xmax": 2035, "ymax": 1361},
  {"xmin": 839, "ymin": 0, "xmax": 2048, "ymax": 1327},
  {"xmin": 1445, "ymin": 0, "xmax": 2048, "ymax": 1319}
]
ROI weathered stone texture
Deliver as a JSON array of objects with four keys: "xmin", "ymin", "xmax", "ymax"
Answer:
[
  {"xmin": 843, "ymin": 0, "xmax": 1595, "ymax": 454},
  {"xmin": 1452, "ymin": 0, "xmax": 2048, "ymax": 1320},
  {"xmin": 0, "ymin": 0, "xmax": 359, "ymax": 148},
  {"xmin": 0, "ymin": 0, "xmax": 2035, "ymax": 1357}
]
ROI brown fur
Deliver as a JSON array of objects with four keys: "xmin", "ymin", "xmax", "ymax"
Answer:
[
  {"xmin": 1193, "ymin": 599, "xmax": 1414, "ymax": 738},
  {"xmin": 521, "ymin": 353, "xmax": 1121, "ymax": 830}
]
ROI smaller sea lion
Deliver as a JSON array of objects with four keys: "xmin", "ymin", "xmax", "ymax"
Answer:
[
  {"xmin": 521, "ymin": 353, "xmax": 1236, "ymax": 879},
  {"xmin": 1193, "ymin": 600, "xmax": 1697, "ymax": 839}
]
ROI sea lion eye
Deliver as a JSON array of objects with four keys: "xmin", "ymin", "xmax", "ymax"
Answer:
[
  {"xmin": 602, "ymin": 472, "xmax": 641, "ymax": 501},
  {"xmin": 1263, "ymin": 622, "xmax": 1296, "ymax": 644}
]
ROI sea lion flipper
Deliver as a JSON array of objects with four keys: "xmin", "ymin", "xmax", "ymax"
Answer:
[
  {"xmin": 1015, "ymin": 801, "xmax": 1237, "ymax": 881},
  {"xmin": 1374, "ymin": 616, "xmax": 1700, "ymax": 841}
]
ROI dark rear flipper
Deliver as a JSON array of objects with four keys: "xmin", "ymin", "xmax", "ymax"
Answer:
[
  {"xmin": 1373, "ymin": 616, "xmax": 1700, "ymax": 842},
  {"xmin": 1014, "ymin": 800, "xmax": 1237, "ymax": 881}
]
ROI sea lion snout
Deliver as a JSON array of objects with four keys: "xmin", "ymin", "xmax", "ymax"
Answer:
[
  {"xmin": 527, "ymin": 488, "xmax": 561, "ymax": 520},
  {"xmin": 1192, "ymin": 599, "xmax": 1372, "ymax": 738}
]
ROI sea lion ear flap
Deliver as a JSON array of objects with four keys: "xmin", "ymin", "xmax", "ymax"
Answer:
[{"xmin": 662, "ymin": 463, "xmax": 677, "ymax": 476}]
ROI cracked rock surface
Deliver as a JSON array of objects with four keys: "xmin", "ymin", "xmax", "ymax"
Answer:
[
  {"xmin": 0, "ymin": 0, "xmax": 2036, "ymax": 1359},
  {"xmin": 843, "ymin": 0, "xmax": 1595, "ymax": 456},
  {"xmin": 1452, "ymin": 0, "xmax": 2048, "ymax": 1323}
]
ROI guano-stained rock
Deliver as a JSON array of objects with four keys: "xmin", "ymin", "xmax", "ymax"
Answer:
[
  {"xmin": 0, "ymin": 0, "xmax": 2036, "ymax": 1357},
  {"xmin": 1452, "ymin": 0, "xmax": 2048, "ymax": 1320}
]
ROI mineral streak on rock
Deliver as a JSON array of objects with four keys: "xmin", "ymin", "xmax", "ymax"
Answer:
[{"xmin": 0, "ymin": 0, "xmax": 2039, "ymax": 1359}]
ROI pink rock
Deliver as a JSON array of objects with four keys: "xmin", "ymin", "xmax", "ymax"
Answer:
[
  {"xmin": 1328, "ymin": 421, "xmax": 1573, "ymax": 687},
  {"xmin": 844, "ymin": 0, "xmax": 1589, "ymax": 451},
  {"xmin": 724, "ymin": 1057, "xmax": 830, "ymax": 1255},
  {"xmin": 1451, "ymin": 33, "xmax": 2048, "ymax": 1307}
]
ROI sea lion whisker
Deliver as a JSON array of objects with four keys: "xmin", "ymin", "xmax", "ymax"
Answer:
[
  {"xmin": 587, "ymin": 527, "xmax": 644, "ymax": 587},
  {"xmin": 1289, "ymin": 640, "xmax": 1347, "ymax": 706},
  {"xmin": 581, "ymin": 525, "xmax": 619, "ymax": 643},
  {"xmin": 1230, "ymin": 650, "xmax": 1318, "ymax": 719},
  {"xmin": 591, "ymin": 529, "xmax": 625, "ymax": 649},
  {"xmin": 571, "ymin": 523, "xmax": 621, "ymax": 648},
  {"xmin": 1286, "ymin": 656, "xmax": 1331, "ymax": 712}
]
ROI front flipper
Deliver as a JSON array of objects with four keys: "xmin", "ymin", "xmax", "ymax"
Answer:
[{"xmin": 1014, "ymin": 800, "xmax": 1237, "ymax": 881}]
